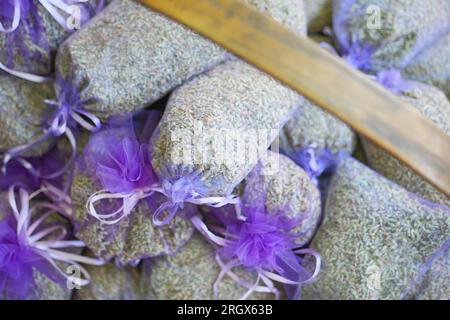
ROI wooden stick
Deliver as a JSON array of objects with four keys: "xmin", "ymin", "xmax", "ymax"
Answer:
[{"xmin": 140, "ymin": 0, "xmax": 450, "ymax": 197}]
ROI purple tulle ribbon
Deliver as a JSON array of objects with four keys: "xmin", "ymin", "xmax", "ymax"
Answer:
[
  {"xmin": 2, "ymin": 71, "xmax": 101, "ymax": 180},
  {"xmin": 191, "ymin": 211, "xmax": 321, "ymax": 300},
  {"xmin": 0, "ymin": 0, "xmax": 104, "ymax": 82},
  {"xmin": 0, "ymin": 185, "xmax": 104, "ymax": 299},
  {"xmin": 86, "ymin": 136, "xmax": 159, "ymax": 225},
  {"xmin": 191, "ymin": 199, "xmax": 321, "ymax": 300},
  {"xmin": 290, "ymin": 146, "xmax": 347, "ymax": 194},
  {"xmin": 320, "ymin": 38, "xmax": 412, "ymax": 95},
  {"xmin": 331, "ymin": 0, "xmax": 381, "ymax": 72},
  {"xmin": 319, "ymin": 37, "xmax": 377, "ymax": 73},
  {"xmin": 150, "ymin": 174, "xmax": 240, "ymax": 226},
  {"xmin": 375, "ymin": 69, "xmax": 412, "ymax": 95}
]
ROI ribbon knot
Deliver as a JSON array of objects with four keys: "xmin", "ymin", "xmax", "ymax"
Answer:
[
  {"xmin": 0, "ymin": 0, "xmax": 94, "ymax": 34},
  {"xmin": 49, "ymin": 104, "xmax": 70, "ymax": 137}
]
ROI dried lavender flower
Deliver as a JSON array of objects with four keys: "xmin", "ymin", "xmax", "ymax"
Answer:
[{"xmin": 243, "ymin": 0, "xmax": 307, "ymax": 35}]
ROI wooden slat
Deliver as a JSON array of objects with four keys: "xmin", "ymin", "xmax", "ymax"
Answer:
[{"xmin": 140, "ymin": 0, "xmax": 450, "ymax": 196}]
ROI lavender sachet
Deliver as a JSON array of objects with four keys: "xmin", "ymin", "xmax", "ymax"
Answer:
[
  {"xmin": 55, "ymin": 0, "xmax": 307, "ymax": 121},
  {"xmin": 403, "ymin": 33, "xmax": 450, "ymax": 99},
  {"xmin": 73, "ymin": 259, "xmax": 154, "ymax": 300},
  {"xmin": 1, "ymin": 70, "xmax": 101, "ymax": 179}
]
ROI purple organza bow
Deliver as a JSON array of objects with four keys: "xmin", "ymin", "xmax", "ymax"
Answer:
[
  {"xmin": 85, "ymin": 137, "xmax": 239, "ymax": 226},
  {"xmin": 191, "ymin": 206, "xmax": 321, "ymax": 300},
  {"xmin": 150, "ymin": 175, "xmax": 240, "ymax": 226},
  {"xmin": 86, "ymin": 136, "xmax": 159, "ymax": 225},
  {"xmin": 2, "ymin": 71, "xmax": 101, "ymax": 180},
  {"xmin": 0, "ymin": 0, "xmax": 101, "ymax": 33},
  {"xmin": 0, "ymin": 0, "xmax": 104, "ymax": 82},
  {"xmin": 320, "ymin": 36, "xmax": 412, "ymax": 95},
  {"xmin": 0, "ymin": 185, "xmax": 103, "ymax": 299},
  {"xmin": 375, "ymin": 69, "xmax": 412, "ymax": 95},
  {"xmin": 290, "ymin": 147, "xmax": 347, "ymax": 194},
  {"xmin": 85, "ymin": 111, "xmax": 239, "ymax": 226}
]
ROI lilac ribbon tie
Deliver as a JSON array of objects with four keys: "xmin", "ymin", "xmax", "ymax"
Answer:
[
  {"xmin": 190, "ymin": 214, "xmax": 230, "ymax": 247},
  {"xmin": 2, "ymin": 83, "xmax": 101, "ymax": 180},
  {"xmin": 41, "ymin": 180, "xmax": 74, "ymax": 218},
  {"xmin": 0, "ymin": 62, "xmax": 51, "ymax": 83},
  {"xmin": 6, "ymin": 185, "xmax": 104, "ymax": 288},
  {"xmin": 151, "ymin": 180, "xmax": 240, "ymax": 226}
]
